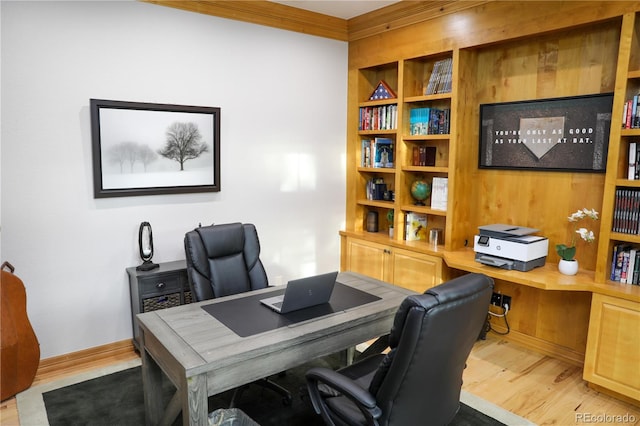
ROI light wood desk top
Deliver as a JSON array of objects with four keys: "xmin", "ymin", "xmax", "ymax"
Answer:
[
  {"xmin": 137, "ymin": 272, "xmax": 414, "ymax": 426},
  {"xmin": 444, "ymin": 249, "xmax": 640, "ymax": 302}
]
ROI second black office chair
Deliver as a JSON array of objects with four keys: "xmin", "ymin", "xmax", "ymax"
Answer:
[
  {"xmin": 305, "ymin": 273, "xmax": 493, "ymax": 426},
  {"xmin": 184, "ymin": 222, "xmax": 292, "ymax": 406}
]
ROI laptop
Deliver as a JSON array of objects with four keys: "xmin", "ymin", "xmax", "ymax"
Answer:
[{"xmin": 260, "ymin": 271, "xmax": 338, "ymax": 314}]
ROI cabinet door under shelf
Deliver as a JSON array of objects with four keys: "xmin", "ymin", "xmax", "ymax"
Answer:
[
  {"xmin": 583, "ymin": 293, "xmax": 640, "ymax": 403},
  {"xmin": 391, "ymin": 247, "xmax": 442, "ymax": 293},
  {"xmin": 343, "ymin": 235, "xmax": 442, "ymax": 292}
]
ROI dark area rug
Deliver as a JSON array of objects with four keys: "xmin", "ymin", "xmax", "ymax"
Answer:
[{"xmin": 43, "ymin": 355, "xmax": 504, "ymax": 426}]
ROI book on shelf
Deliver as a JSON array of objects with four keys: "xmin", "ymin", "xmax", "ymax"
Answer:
[
  {"xmin": 373, "ymin": 138, "xmax": 394, "ymax": 168},
  {"xmin": 610, "ymin": 244, "xmax": 640, "ymax": 285},
  {"xmin": 405, "ymin": 212, "xmax": 428, "ymax": 241},
  {"xmin": 365, "ymin": 177, "xmax": 387, "ymax": 201},
  {"xmin": 412, "ymin": 146, "xmax": 436, "ymax": 166},
  {"xmin": 409, "ymin": 107, "xmax": 450, "ymax": 135},
  {"xmin": 425, "ymin": 57, "xmax": 453, "ymax": 95},
  {"xmin": 430, "ymin": 177, "xmax": 448, "ymax": 210},
  {"xmin": 628, "ymin": 140, "xmax": 640, "ymax": 180},
  {"xmin": 361, "ymin": 138, "xmax": 394, "ymax": 168},
  {"xmin": 410, "ymin": 107, "xmax": 430, "ymax": 135},
  {"xmin": 629, "ymin": 142, "xmax": 637, "ymax": 180},
  {"xmin": 622, "ymin": 94, "xmax": 640, "ymax": 129},
  {"xmin": 612, "ymin": 188, "xmax": 640, "ymax": 234},
  {"xmin": 359, "ymin": 104, "xmax": 397, "ymax": 131}
]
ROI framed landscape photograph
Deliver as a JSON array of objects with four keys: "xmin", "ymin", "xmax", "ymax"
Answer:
[
  {"xmin": 478, "ymin": 93, "xmax": 613, "ymax": 172},
  {"xmin": 90, "ymin": 99, "xmax": 220, "ymax": 198}
]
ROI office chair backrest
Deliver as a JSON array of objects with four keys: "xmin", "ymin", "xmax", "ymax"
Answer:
[
  {"xmin": 184, "ymin": 223, "xmax": 269, "ymax": 301},
  {"xmin": 368, "ymin": 273, "xmax": 493, "ymax": 425}
]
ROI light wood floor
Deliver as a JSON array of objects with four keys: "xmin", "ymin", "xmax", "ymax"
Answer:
[{"xmin": 1, "ymin": 334, "xmax": 639, "ymax": 425}]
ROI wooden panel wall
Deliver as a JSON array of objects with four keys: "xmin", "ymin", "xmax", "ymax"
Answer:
[{"xmin": 458, "ymin": 21, "xmax": 622, "ymax": 271}]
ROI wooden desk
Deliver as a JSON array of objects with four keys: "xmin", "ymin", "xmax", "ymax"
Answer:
[{"xmin": 136, "ymin": 272, "xmax": 414, "ymax": 426}]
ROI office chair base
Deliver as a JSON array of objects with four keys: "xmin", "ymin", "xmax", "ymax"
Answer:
[{"xmin": 229, "ymin": 378, "xmax": 292, "ymax": 408}]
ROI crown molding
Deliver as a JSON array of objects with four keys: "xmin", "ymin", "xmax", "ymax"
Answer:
[
  {"xmin": 142, "ymin": 1, "xmax": 491, "ymax": 42},
  {"xmin": 142, "ymin": 0, "xmax": 349, "ymax": 41},
  {"xmin": 347, "ymin": 1, "xmax": 490, "ymax": 41}
]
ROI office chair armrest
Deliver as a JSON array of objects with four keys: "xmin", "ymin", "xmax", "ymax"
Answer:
[{"xmin": 307, "ymin": 367, "xmax": 382, "ymax": 426}]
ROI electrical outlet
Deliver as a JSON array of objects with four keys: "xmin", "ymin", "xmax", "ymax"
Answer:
[
  {"xmin": 491, "ymin": 292, "xmax": 511, "ymax": 310},
  {"xmin": 502, "ymin": 295, "xmax": 512, "ymax": 310},
  {"xmin": 491, "ymin": 292, "xmax": 502, "ymax": 306}
]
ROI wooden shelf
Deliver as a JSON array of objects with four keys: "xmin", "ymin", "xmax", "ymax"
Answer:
[
  {"xmin": 404, "ymin": 93, "xmax": 452, "ymax": 103},
  {"xmin": 620, "ymin": 128, "xmax": 640, "ymax": 136},
  {"xmin": 400, "ymin": 204, "xmax": 447, "ymax": 216},
  {"xmin": 614, "ymin": 178, "xmax": 640, "ymax": 187},
  {"xmin": 357, "ymin": 199, "xmax": 394, "ymax": 208},
  {"xmin": 402, "ymin": 134, "xmax": 450, "ymax": 141},
  {"xmin": 402, "ymin": 165, "xmax": 448, "ymax": 173},
  {"xmin": 610, "ymin": 232, "xmax": 640, "ymax": 243},
  {"xmin": 357, "ymin": 167, "xmax": 395, "ymax": 174},
  {"xmin": 358, "ymin": 129, "xmax": 397, "ymax": 136},
  {"xmin": 359, "ymin": 98, "xmax": 398, "ymax": 107}
]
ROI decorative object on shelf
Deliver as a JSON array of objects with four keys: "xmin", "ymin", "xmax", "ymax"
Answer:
[
  {"xmin": 429, "ymin": 228, "xmax": 443, "ymax": 247},
  {"xmin": 368, "ymin": 80, "xmax": 396, "ymax": 100},
  {"xmin": 137, "ymin": 221, "xmax": 159, "ymax": 271},
  {"xmin": 558, "ymin": 259, "xmax": 579, "ymax": 276},
  {"xmin": 366, "ymin": 211, "xmax": 379, "ymax": 233},
  {"xmin": 405, "ymin": 212, "xmax": 428, "ymax": 241},
  {"xmin": 387, "ymin": 209, "xmax": 394, "ymax": 237},
  {"xmin": 410, "ymin": 179, "xmax": 430, "ymax": 206},
  {"xmin": 555, "ymin": 208, "xmax": 599, "ymax": 275},
  {"xmin": 430, "ymin": 177, "xmax": 448, "ymax": 210}
]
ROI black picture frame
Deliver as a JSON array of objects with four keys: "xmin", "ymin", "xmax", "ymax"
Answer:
[
  {"xmin": 478, "ymin": 93, "xmax": 613, "ymax": 172},
  {"xmin": 90, "ymin": 99, "xmax": 220, "ymax": 198}
]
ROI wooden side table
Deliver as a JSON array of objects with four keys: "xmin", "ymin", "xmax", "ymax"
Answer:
[{"xmin": 126, "ymin": 260, "xmax": 190, "ymax": 350}]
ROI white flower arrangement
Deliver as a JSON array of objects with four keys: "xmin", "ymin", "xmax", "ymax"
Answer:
[{"xmin": 556, "ymin": 208, "xmax": 599, "ymax": 261}]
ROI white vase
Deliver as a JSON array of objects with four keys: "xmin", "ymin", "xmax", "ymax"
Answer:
[
  {"xmin": 389, "ymin": 227, "xmax": 394, "ymax": 238},
  {"xmin": 558, "ymin": 259, "xmax": 578, "ymax": 275}
]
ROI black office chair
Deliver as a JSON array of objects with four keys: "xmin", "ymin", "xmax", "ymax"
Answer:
[
  {"xmin": 305, "ymin": 273, "xmax": 493, "ymax": 426},
  {"xmin": 184, "ymin": 222, "xmax": 292, "ymax": 406}
]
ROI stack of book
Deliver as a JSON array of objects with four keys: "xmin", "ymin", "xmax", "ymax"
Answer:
[
  {"xmin": 412, "ymin": 146, "xmax": 436, "ymax": 166},
  {"xmin": 431, "ymin": 177, "xmax": 448, "ymax": 210},
  {"xmin": 361, "ymin": 138, "xmax": 394, "ymax": 168},
  {"xmin": 359, "ymin": 105, "xmax": 398, "ymax": 131},
  {"xmin": 425, "ymin": 58, "xmax": 453, "ymax": 95},
  {"xmin": 623, "ymin": 93, "xmax": 640, "ymax": 129},
  {"xmin": 365, "ymin": 177, "xmax": 387, "ymax": 201},
  {"xmin": 409, "ymin": 107, "xmax": 450, "ymax": 135},
  {"xmin": 610, "ymin": 244, "xmax": 640, "ymax": 285},
  {"xmin": 613, "ymin": 188, "xmax": 640, "ymax": 234}
]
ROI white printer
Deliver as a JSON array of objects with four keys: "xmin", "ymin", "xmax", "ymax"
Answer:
[{"xmin": 474, "ymin": 224, "xmax": 548, "ymax": 272}]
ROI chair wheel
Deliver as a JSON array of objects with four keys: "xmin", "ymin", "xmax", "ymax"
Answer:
[{"xmin": 283, "ymin": 394, "xmax": 293, "ymax": 406}]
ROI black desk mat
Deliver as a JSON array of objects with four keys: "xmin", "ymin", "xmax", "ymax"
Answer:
[{"xmin": 201, "ymin": 283, "xmax": 382, "ymax": 337}]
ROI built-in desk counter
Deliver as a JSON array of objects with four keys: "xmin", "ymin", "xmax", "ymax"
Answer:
[
  {"xmin": 444, "ymin": 249, "xmax": 640, "ymax": 302},
  {"xmin": 444, "ymin": 249, "xmax": 640, "ymax": 405}
]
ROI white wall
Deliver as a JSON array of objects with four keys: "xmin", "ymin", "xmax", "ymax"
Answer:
[{"xmin": 1, "ymin": 1, "xmax": 347, "ymax": 359}]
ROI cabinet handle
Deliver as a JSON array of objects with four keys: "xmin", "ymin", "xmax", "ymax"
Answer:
[{"xmin": 156, "ymin": 282, "xmax": 165, "ymax": 289}]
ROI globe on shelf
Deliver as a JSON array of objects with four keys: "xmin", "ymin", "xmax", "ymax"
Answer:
[{"xmin": 410, "ymin": 180, "xmax": 431, "ymax": 206}]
